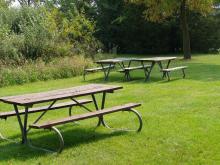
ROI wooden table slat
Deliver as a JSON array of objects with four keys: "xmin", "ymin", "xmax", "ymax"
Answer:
[
  {"xmin": 133, "ymin": 57, "xmax": 177, "ymax": 62},
  {"xmin": 96, "ymin": 57, "xmax": 177, "ymax": 64},
  {"xmin": 96, "ymin": 57, "xmax": 136, "ymax": 64},
  {"xmin": 0, "ymin": 84, "xmax": 122, "ymax": 106}
]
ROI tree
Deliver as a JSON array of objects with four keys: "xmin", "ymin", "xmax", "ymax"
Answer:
[
  {"xmin": 93, "ymin": 0, "xmax": 177, "ymax": 54},
  {"xmin": 130, "ymin": 0, "xmax": 219, "ymax": 59},
  {"xmin": 94, "ymin": 0, "xmax": 124, "ymax": 51}
]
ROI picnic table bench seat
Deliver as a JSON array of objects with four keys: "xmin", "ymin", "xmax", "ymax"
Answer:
[
  {"xmin": 29, "ymin": 103, "xmax": 141, "ymax": 129},
  {"xmin": 118, "ymin": 65, "xmax": 151, "ymax": 72},
  {"xmin": 83, "ymin": 65, "xmax": 114, "ymax": 80},
  {"xmin": 0, "ymin": 99, "xmax": 92, "ymax": 119},
  {"xmin": 118, "ymin": 65, "xmax": 151, "ymax": 81},
  {"xmin": 29, "ymin": 103, "xmax": 142, "ymax": 153},
  {"xmin": 161, "ymin": 66, "xmax": 188, "ymax": 81}
]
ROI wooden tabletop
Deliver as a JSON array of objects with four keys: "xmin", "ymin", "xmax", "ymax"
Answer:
[
  {"xmin": 133, "ymin": 57, "xmax": 177, "ymax": 62},
  {"xmin": 0, "ymin": 84, "xmax": 123, "ymax": 106},
  {"xmin": 96, "ymin": 58, "xmax": 135, "ymax": 64},
  {"xmin": 96, "ymin": 57, "xmax": 177, "ymax": 64}
]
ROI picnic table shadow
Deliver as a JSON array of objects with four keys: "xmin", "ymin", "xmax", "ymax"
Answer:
[
  {"xmin": 84, "ymin": 73, "xmax": 163, "ymax": 84},
  {"xmin": 0, "ymin": 125, "xmax": 126, "ymax": 162}
]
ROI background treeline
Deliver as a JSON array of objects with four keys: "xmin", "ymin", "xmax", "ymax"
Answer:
[
  {"xmin": 0, "ymin": 0, "xmax": 220, "ymax": 61},
  {"xmin": 0, "ymin": 0, "xmax": 219, "ymax": 87},
  {"xmin": 0, "ymin": 0, "xmax": 98, "ymax": 86},
  {"xmin": 90, "ymin": 0, "xmax": 220, "ymax": 54},
  {"xmin": 0, "ymin": 1, "xmax": 100, "ymax": 63}
]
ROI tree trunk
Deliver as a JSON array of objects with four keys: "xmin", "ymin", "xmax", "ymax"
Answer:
[
  {"xmin": 180, "ymin": 0, "xmax": 191, "ymax": 59},
  {"xmin": 27, "ymin": 0, "xmax": 31, "ymax": 6}
]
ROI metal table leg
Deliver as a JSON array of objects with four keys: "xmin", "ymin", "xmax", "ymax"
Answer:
[
  {"xmin": 119, "ymin": 61, "xmax": 132, "ymax": 81},
  {"xmin": 23, "ymin": 106, "xmax": 29, "ymax": 144},
  {"xmin": 145, "ymin": 61, "xmax": 155, "ymax": 81},
  {"xmin": 125, "ymin": 61, "xmax": 132, "ymax": 81},
  {"xmin": 105, "ymin": 64, "xmax": 112, "ymax": 81},
  {"xmin": 157, "ymin": 61, "xmax": 163, "ymax": 70},
  {"xmin": 13, "ymin": 104, "xmax": 25, "ymax": 144},
  {"xmin": 101, "ymin": 63, "xmax": 112, "ymax": 81},
  {"xmin": 92, "ymin": 92, "xmax": 109, "ymax": 127},
  {"xmin": 163, "ymin": 60, "xmax": 172, "ymax": 78},
  {"xmin": 100, "ymin": 63, "xmax": 107, "ymax": 80},
  {"xmin": 141, "ymin": 61, "xmax": 149, "ymax": 80},
  {"xmin": 69, "ymin": 106, "xmax": 73, "ymax": 116},
  {"xmin": 182, "ymin": 69, "xmax": 186, "ymax": 78},
  {"xmin": 13, "ymin": 105, "xmax": 30, "ymax": 144},
  {"xmin": 100, "ymin": 92, "xmax": 107, "ymax": 126},
  {"xmin": 91, "ymin": 94, "xmax": 101, "ymax": 126},
  {"xmin": 166, "ymin": 60, "xmax": 171, "ymax": 68},
  {"xmin": 157, "ymin": 61, "xmax": 165, "ymax": 79}
]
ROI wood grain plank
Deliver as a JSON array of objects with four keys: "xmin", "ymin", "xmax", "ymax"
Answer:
[
  {"xmin": 0, "ymin": 84, "xmax": 122, "ymax": 105},
  {"xmin": 30, "ymin": 103, "xmax": 141, "ymax": 129}
]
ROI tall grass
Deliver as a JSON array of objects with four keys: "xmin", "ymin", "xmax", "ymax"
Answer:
[{"xmin": 0, "ymin": 56, "xmax": 93, "ymax": 87}]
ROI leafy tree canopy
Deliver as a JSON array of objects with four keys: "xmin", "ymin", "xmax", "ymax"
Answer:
[{"xmin": 130, "ymin": 0, "xmax": 219, "ymax": 22}]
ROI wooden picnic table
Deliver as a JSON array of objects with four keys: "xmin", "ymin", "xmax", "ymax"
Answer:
[
  {"xmin": 96, "ymin": 58, "xmax": 136, "ymax": 80},
  {"xmin": 133, "ymin": 57, "xmax": 177, "ymax": 81},
  {"xmin": 96, "ymin": 57, "xmax": 177, "ymax": 81},
  {"xmin": 0, "ymin": 84, "xmax": 122, "ymax": 144}
]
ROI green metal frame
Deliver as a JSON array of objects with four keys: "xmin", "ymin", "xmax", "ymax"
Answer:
[
  {"xmin": 26, "ymin": 92, "xmax": 107, "ymax": 153},
  {"xmin": 27, "ymin": 92, "xmax": 143, "ymax": 153},
  {"xmin": 28, "ymin": 126, "xmax": 64, "ymax": 153},
  {"xmin": 28, "ymin": 108, "xmax": 142, "ymax": 153}
]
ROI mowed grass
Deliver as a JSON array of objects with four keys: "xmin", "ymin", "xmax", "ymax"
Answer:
[{"xmin": 1, "ymin": 54, "xmax": 220, "ymax": 164}]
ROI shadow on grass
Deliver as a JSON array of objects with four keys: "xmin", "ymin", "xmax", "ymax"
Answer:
[
  {"xmin": 0, "ymin": 125, "xmax": 126, "ymax": 162},
  {"xmin": 83, "ymin": 72, "xmax": 164, "ymax": 84},
  {"xmin": 159, "ymin": 78, "xmax": 183, "ymax": 83},
  {"xmin": 185, "ymin": 63, "xmax": 220, "ymax": 82}
]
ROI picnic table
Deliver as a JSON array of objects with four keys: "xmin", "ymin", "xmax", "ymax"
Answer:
[
  {"xmin": 96, "ymin": 58, "xmax": 135, "ymax": 80},
  {"xmin": 132, "ymin": 57, "xmax": 177, "ymax": 81},
  {"xmin": 0, "ymin": 84, "xmax": 142, "ymax": 153},
  {"xmin": 96, "ymin": 57, "xmax": 177, "ymax": 81}
]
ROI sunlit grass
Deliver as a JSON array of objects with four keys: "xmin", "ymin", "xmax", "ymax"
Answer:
[{"xmin": 0, "ymin": 54, "xmax": 220, "ymax": 164}]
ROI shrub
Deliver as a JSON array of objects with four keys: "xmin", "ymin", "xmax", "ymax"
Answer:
[
  {"xmin": 0, "ymin": 6, "xmax": 101, "ymax": 63},
  {"xmin": 0, "ymin": 33, "xmax": 25, "ymax": 62}
]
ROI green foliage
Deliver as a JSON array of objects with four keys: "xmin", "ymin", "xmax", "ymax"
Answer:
[
  {"xmin": 128, "ymin": 0, "xmax": 218, "ymax": 58},
  {"xmin": 130, "ymin": 0, "xmax": 216, "ymax": 22},
  {"xmin": 0, "ymin": 4, "xmax": 100, "ymax": 63},
  {"xmin": 0, "ymin": 33, "xmax": 25, "ymax": 61},
  {"xmin": 190, "ymin": 11, "xmax": 220, "ymax": 53},
  {"xmin": 94, "ymin": 0, "xmax": 173, "ymax": 54},
  {"xmin": 59, "ymin": 13, "xmax": 101, "ymax": 58},
  {"xmin": 92, "ymin": 1, "xmax": 220, "ymax": 54},
  {"xmin": 0, "ymin": 0, "xmax": 219, "ymax": 62}
]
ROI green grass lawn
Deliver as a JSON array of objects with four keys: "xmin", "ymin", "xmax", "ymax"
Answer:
[{"xmin": 1, "ymin": 54, "xmax": 220, "ymax": 164}]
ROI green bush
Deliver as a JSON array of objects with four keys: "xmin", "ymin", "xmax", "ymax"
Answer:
[
  {"xmin": 0, "ymin": 33, "xmax": 25, "ymax": 62},
  {"xmin": 0, "ymin": 6, "xmax": 101, "ymax": 63}
]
